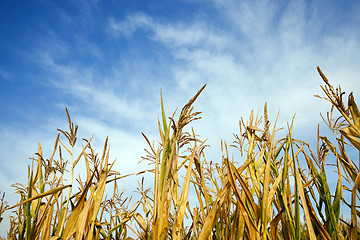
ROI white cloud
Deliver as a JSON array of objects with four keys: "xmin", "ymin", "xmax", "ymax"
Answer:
[
  {"xmin": 215, "ymin": 0, "xmax": 280, "ymax": 38},
  {"xmin": 37, "ymin": 50, "xmax": 158, "ymax": 127},
  {"xmin": 111, "ymin": 12, "xmax": 229, "ymax": 49},
  {"xmin": 110, "ymin": 13, "xmax": 154, "ymax": 38},
  {"xmin": 108, "ymin": 0, "xmax": 360, "ymax": 156}
]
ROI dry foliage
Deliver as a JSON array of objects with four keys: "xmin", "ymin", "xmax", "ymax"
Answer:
[{"xmin": 0, "ymin": 67, "xmax": 359, "ymax": 239}]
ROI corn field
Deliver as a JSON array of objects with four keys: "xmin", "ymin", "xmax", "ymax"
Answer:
[{"xmin": 0, "ymin": 67, "xmax": 360, "ymax": 239}]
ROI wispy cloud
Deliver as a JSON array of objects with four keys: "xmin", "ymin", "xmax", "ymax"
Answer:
[
  {"xmin": 110, "ymin": 12, "xmax": 229, "ymax": 49},
  {"xmin": 110, "ymin": 13, "xmax": 153, "ymax": 38},
  {"xmin": 108, "ymin": 0, "xmax": 360, "ymax": 151}
]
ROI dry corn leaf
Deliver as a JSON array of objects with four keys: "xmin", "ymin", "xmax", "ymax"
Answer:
[{"xmin": 8, "ymin": 185, "xmax": 71, "ymax": 210}]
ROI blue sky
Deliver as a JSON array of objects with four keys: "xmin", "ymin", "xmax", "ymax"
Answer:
[{"xmin": 1, "ymin": 0, "xmax": 360, "ymax": 235}]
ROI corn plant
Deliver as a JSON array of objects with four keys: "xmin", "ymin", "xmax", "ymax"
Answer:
[{"xmin": 1, "ymin": 67, "xmax": 359, "ymax": 239}]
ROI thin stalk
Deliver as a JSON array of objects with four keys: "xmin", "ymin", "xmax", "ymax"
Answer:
[{"xmin": 58, "ymin": 145, "xmax": 74, "ymax": 237}]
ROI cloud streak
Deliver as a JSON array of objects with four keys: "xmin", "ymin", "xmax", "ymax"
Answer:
[{"xmin": 108, "ymin": 1, "xmax": 360, "ymax": 144}]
